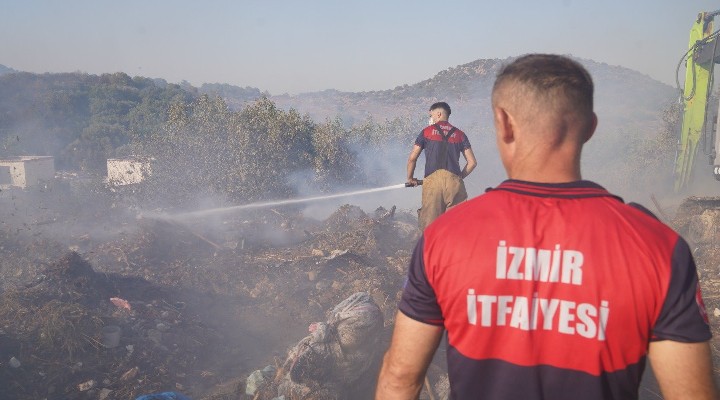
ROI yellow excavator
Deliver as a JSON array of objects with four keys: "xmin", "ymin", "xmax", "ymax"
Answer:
[
  {"xmin": 671, "ymin": 10, "xmax": 720, "ymax": 244},
  {"xmin": 674, "ymin": 9, "xmax": 720, "ymax": 192}
]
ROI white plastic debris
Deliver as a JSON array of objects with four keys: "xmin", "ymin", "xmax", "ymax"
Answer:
[
  {"xmin": 8, "ymin": 357, "xmax": 21, "ymax": 368},
  {"xmin": 77, "ymin": 379, "xmax": 95, "ymax": 391},
  {"xmin": 99, "ymin": 388, "xmax": 113, "ymax": 400},
  {"xmin": 324, "ymin": 249, "xmax": 349, "ymax": 260}
]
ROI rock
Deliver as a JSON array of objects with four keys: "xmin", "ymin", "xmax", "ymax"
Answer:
[
  {"xmin": 714, "ymin": 308, "xmax": 720, "ymax": 318},
  {"xmin": 311, "ymin": 249, "xmax": 325, "ymax": 257},
  {"xmin": 246, "ymin": 369, "xmax": 266, "ymax": 396}
]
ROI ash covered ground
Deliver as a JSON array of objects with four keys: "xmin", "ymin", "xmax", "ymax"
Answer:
[
  {"xmin": 1, "ymin": 179, "xmax": 720, "ymax": 400},
  {"xmin": 0, "ymin": 178, "xmax": 422, "ymax": 400}
]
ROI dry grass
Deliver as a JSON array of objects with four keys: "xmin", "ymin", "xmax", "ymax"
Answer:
[
  {"xmin": 0, "ymin": 290, "xmax": 31, "ymax": 332},
  {"xmin": 33, "ymin": 300, "xmax": 103, "ymax": 359}
]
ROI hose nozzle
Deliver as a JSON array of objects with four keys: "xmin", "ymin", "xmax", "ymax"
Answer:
[{"xmin": 405, "ymin": 180, "xmax": 423, "ymax": 187}]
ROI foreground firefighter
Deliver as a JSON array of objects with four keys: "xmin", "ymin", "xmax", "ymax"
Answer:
[{"xmin": 377, "ymin": 54, "xmax": 718, "ymax": 399}]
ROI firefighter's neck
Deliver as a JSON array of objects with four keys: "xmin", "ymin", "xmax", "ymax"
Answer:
[{"xmin": 504, "ymin": 142, "xmax": 583, "ymax": 183}]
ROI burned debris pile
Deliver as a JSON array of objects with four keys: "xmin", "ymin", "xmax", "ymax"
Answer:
[
  {"xmin": 6, "ymin": 176, "xmax": 720, "ymax": 400},
  {"xmin": 0, "ymin": 185, "xmax": 422, "ymax": 400}
]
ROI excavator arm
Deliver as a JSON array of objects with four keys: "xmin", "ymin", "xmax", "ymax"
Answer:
[{"xmin": 674, "ymin": 10, "xmax": 720, "ymax": 192}]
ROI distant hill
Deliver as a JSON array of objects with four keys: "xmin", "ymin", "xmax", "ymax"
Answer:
[
  {"xmin": 265, "ymin": 56, "xmax": 676, "ymax": 132},
  {"xmin": 0, "ymin": 64, "xmax": 17, "ymax": 76},
  {"xmin": 270, "ymin": 58, "xmax": 501, "ymax": 128},
  {"xmin": 198, "ymin": 83, "xmax": 265, "ymax": 109}
]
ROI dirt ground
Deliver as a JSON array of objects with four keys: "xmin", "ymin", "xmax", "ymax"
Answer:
[{"xmin": 1, "ymin": 181, "xmax": 719, "ymax": 400}]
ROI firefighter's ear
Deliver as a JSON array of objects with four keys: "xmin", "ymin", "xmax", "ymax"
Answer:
[
  {"xmin": 494, "ymin": 105, "xmax": 516, "ymax": 174},
  {"xmin": 583, "ymin": 112, "xmax": 598, "ymax": 143},
  {"xmin": 493, "ymin": 106, "xmax": 514, "ymax": 144}
]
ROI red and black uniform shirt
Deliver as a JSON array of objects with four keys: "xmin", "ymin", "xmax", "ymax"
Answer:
[
  {"xmin": 415, "ymin": 121, "xmax": 471, "ymax": 178},
  {"xmin": 399, "ymin": 180, "xmax": 711, "ymax": 400}
]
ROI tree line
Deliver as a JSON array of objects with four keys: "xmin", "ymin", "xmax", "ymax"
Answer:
[
  {"xmin": 0, "ymin": 68, "xmax": 682, "ymax": 207},
  {"xmin": 0, "ymin": 71, "xmax": 421, "ymax": 207}
]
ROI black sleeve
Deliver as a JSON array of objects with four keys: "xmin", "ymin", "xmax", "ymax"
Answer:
[
  {"xmin": 398, "ymin": 236, "xmax": 444, "ymax": 326},
  {"xmin": 652, "ymin": 237, "xmax": 712, "ymax": 342}
]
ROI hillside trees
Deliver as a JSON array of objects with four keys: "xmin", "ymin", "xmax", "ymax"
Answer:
[
  {"xmin": 0, "ymin": 71, "xmax": 193, "ymax": 170},
  {"xmin": 234, "ymin": 97, "xmax": 316, "ymax": 199},
  {"xmin": 135, "ymin": 95, "xmax": 236, "ymax": 205},
  {"xmin": 0, "ymin": 70, "xmax": 407, "ymax": 209},
  {"xmin": 133, "ymin": 96, "xmax": 362, "ymax": 208},
  {"xmin": 312, "ymin": 117, "xmax": 357, "ymax": 189},
  {"xmin": 65, "ymin": 73, "xmax": 193, "ymax": 170}
]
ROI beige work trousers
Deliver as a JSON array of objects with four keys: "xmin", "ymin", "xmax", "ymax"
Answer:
[{"xmin": 418, "ymin": 169, "xmax": 467, "ymax": 231}]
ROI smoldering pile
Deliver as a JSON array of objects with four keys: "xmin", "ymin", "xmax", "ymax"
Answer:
[{"xmin": 0, "ymin": 194, "xmax": 425, "ymax": 400}]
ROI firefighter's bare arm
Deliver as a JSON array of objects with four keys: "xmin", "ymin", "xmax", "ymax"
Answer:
[
  {"xmin": 407, "ymin": 145, "xmax": 423, "ymax": 186},
  {"xmin": 461, "ymin": 147, "xmax": 477, "ymax": 179},
  {"xmin": 648, "ymin": 340, "xmax": 718, "ymax": 400},
  {"xmin": 376, "ymin": 312, "xmax": 443, "ymax": 399}
]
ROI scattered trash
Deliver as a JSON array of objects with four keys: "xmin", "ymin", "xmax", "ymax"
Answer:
[
  {"xmin": 110, "ymin": 297, "xmax": 132, "ymax": 311},
  {"xmin": 259, "ymin": 292, "xmax": 384, "ymax": 399},
  {"xmin": 101, "ymin": 325, "xmax": 121, "ymax": 348},
  {"xmin": 99, "ymin": 388, "xmax": 113, "ymax": 400},
  {"xmin": 8, "ymin": 356, "xmax": 21, "ymax": 368},
  {"xmin": 120, "ymin": 366, "xmax": 139, "ymax": 381},
  {"xmin": 77, "ymin": 379, "xmax": 95, "ymax": 391},
  {"xmin": 324, "ymin": 249, "xmax": 349, "ymax": 260},
  {"xmin": 135, "ymin": 391, "xmax": 192, "ymax": 400}
]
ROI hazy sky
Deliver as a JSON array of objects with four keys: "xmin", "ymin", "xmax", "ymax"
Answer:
[{"xmin": 2, "ymin": 1, "xmax": 719, "ymax": 94}]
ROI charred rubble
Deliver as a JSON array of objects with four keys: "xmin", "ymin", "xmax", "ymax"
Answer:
[{"xmin": 0, "ymin": 183, "xmax": 432, "ymax": 400}]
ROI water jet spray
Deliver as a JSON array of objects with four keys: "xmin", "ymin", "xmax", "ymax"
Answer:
[{"xmin": 147, "ymin": 182, "xmax": 421, "ymax": 221}]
